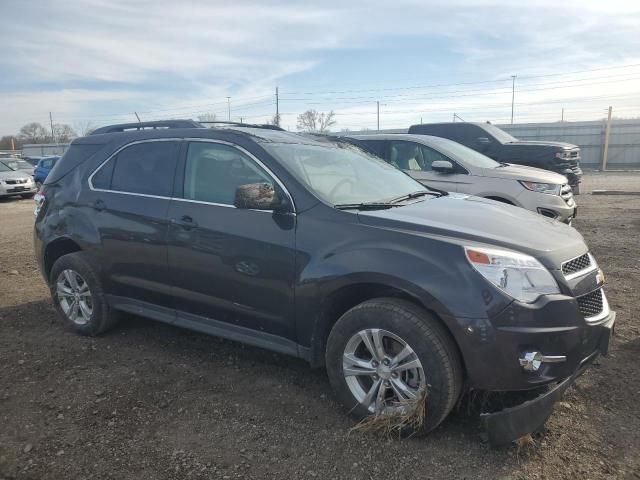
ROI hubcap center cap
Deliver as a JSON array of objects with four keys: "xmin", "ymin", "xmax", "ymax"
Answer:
[{"xmin": 377, "ymin": 365, "xmax": 392, "ymax": 380}]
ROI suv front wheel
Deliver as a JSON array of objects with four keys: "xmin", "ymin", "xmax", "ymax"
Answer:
[
  {"xmin": 326, "ymin": 298, "xmax": 462, "ymax": 434},
  {"xmin": 50, "ymin": 252, "xmax": 119, "ymax": 336}
]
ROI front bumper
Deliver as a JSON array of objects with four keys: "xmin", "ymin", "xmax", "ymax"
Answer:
[
  {"xmin": 0, "ymin": 183, "xmax": 37, "ymax": 197},
  {"xmin": 481, "ymin": 311, "xmax": 614, "ymax": 446},
  {"xmin": 515, "ymin": 187, "xmax": 576, "ymax": 224}
]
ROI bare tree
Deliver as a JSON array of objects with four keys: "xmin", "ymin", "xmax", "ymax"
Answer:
[
  {"xmin": 52, "ymin": 124, "xmax": 77, "ymax": 143},
  {"xmin": 197, "ymin": 113, "xmax": 217, "ymax": 122},
  {"xmin": 74, "ymin": 121, "xmax": 96, "ymax": 136},
  {"xmin": 267, "ymin": 113, "xmax": 281, "ymax": 127},
  {"xmin": 18, "ymin": 122, "xmax": 48, "ymax": 143},
  {"xmin": 296, "ymin": 109, "xmax": 336, "ymax": 133}
]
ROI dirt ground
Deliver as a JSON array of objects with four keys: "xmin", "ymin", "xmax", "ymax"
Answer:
[{"xmin": 1, "ymin": 173, "xmax": 639, "ymax": 480}]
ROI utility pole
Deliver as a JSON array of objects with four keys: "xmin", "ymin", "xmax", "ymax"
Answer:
[
  {"xmin": 510, "ymin": 75, "xmax": 516, "ymax": 124},
  {"xmin": 602, "ymin": 106, "xmax": 613, "ymax": 171},
  {"xmin": 452, "ymin": 113, "xmax": 456, "ymax": 122},
  {"xmin": 49, "ymin": 112, "xmax": 55, "ymax": 143},
  {"xmin": 275, "ymin": 87, "xmax": 279, "ymax": 126},
  {"xmin": 561, "ymin": 108, "xmax": 564, "ymax": 122},
  {"xmin": 377, "ymin": 101, "xmax": 380, "ymax": 130},
  {"xmin": 226, "ymin": 97, "xmax": 231, "ymax": 121}
]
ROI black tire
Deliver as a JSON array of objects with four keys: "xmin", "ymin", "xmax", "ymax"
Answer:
[
  {"xmin": 49, "ymin": 252, "xmax": 119, "ymax": 336},
  {"xmin": 326, "ymin": 298, "xmax": 463, "ymax": 434}
]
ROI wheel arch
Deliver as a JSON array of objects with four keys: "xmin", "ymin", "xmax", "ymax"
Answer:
[
  {"xmin": 483, "ymin": 195, "xmax": 516, "ymax": 205},
  {"xmin": 44, "ymin": 237, "xmax": 83, "ymax": 281},
  {"xmin": 307, "ymin": 280, "xmax": 465, "ymax": 376}
]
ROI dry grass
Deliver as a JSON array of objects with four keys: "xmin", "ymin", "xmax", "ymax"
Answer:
[{"xmin": 349, "ymin": 388, "xmax": 428, "ymax": 438}]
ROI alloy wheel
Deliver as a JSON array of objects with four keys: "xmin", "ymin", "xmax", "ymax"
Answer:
[
  {"xmin": 56, "ymin": 269, "xmax": 93, "ymax": 325},
  {"xmin": 342, "ymin": 328, "xmax": 426, "ymax": 414}
]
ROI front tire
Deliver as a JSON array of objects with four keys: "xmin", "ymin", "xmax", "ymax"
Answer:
[
  {"xmin": 326, "ymin": 298, "xmax": 462, "ymax": 434},
  {"xmin": 49, "ymin": 252, "xmax": 119, "ymax": 336}
]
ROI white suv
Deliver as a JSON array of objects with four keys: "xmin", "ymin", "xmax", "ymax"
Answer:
[{"xmin": 346, "ymin": 134, "xmax": 576, "ymax": 224}]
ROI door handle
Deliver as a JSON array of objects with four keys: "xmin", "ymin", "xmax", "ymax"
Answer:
[
  {"xmin": 170, "ymin": 215, "xmax": 198, "ymax": 229},
  {"xmin": 92, "ymin": 199, "xmax": 106, "ymax": 211}
]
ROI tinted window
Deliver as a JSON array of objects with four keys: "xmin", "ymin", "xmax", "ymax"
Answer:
[
  {"xmin": 389, "ymin": 140, "xmax": 450, "ymax": 171},
  {"xmin": 183, "ymin": 142, "xmax": 273, "ymax": 205},
  {"xmin": 91, "ymin": 157, "xmax": 115, "ymax": 189},
  {"xmin": 97, "ymin": 141, "xmax": 179, "ymax": 196},
  {"xmin": 353, "ymin": 139, "xmax": 387, "ymax": 159}
]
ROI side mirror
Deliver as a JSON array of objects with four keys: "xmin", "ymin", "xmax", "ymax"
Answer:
[
  {"xmin": 431, "ymin": 160, "xmax": 454, "ymax": 173},
  {"xmin": 234, "ymin": 183, "xmax": 287, "ymax": 211}
]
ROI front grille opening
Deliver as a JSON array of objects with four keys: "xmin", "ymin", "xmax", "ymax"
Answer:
[
  {"xmin": 562, "ymin": 253, "xmax": 591, "ymax": 276},
  {"xmin": 577, "ymin": 289, "xmax": 604, "ymax": 319}
]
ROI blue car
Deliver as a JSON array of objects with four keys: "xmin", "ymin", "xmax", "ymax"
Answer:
[{"xmin": 33, "ymin": 156, "xmax": 60, "ymax": 186}]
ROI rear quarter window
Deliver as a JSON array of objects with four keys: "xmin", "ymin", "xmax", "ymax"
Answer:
[
  {"xmin": 45, "ymin": 146, "xmax": 104, "ymax": 184},
  {"xmin": 91, "ymin": 141, "xmax": 180, "ymax": 197}
]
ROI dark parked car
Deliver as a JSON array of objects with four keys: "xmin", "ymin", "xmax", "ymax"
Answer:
[
  {"xmin": 33, "ymin": 156, "xmax": 60, "ymax": 186},
  {"xmin": 408, "ymin": 122, "xmax": 583, "ymax": 193},
  {"xmin": 34, "ymin": 120, "xmax": 613, "ymax": 446}
]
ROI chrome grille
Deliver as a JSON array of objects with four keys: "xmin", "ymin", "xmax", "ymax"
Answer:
[
  {"xmin": 5, "ymin": 179, "xmax": 28, "ymax": 185},
  {"xmin": 562, "ymin": 253, "xmax": 591, "ymax": 276},
  {"xmin": 577, "ymin": 289, "xmax": 604, "ymax": 319}
]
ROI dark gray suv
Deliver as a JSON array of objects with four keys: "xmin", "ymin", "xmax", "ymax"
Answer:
[{"xmin": 34, "ymin": 120, "xmax": 614, "ymax": 446}]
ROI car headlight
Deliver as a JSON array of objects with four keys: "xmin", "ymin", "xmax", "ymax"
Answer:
[
  {"xmin": 555, "ymin": 151, "xmax": 570, "ymax": 159},
  {"xmin": 519, "ymin": 181, "xmax": 561, "ymax": 195},
  {"xmin": 464, "ymin": 246, "xmax": 560, "ymax": 303}
]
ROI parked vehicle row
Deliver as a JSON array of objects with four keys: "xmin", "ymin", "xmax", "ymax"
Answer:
[
  {"xmin": 34, "ymin": 120, "xmax": 613, "ymax": 446},
  {"xmin": 344, "ymin": 133, "xmax": 577, "ymax": 224},
  {"xmin": 407, "ymin": 122, "xmax": 583, "ymax": 193}
]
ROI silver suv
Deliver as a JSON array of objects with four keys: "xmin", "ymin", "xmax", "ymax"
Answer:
[{"xmin": 346, "ymin": 134, "xmax": 577, "ymax": 224}]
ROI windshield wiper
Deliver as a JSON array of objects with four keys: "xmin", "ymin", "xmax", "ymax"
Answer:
[
  {"xmin": 334, "ymin": 202, "xmax": 400, "ymax": 210},
  {"xmin": 388, "ymin": 190, "xmax": 443, "ymax": 204}
]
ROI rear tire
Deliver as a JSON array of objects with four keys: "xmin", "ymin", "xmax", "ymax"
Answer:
[
  {"xmin": 49, "ymin": 252, "xmax": 119, "ymax": 336},
  {"xmin": 326, "ymin": 298, "xmax": 463, "ymax": 434}
]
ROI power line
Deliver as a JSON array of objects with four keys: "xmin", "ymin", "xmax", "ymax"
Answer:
[{"xmin": 282, "ymin": 62, "xmax": 640, "ymax": 95}]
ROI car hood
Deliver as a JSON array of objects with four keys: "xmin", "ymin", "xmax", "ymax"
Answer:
[
  {"xmin": 0, "ymin": 170, "xmax": 32, "ymax": 181},
  {"xmin": 479, "ymin": 164, "xmax": 568, "ymax": 184},
  {"xmin": 358, "ymin": 194, "xmax": 586, "ymax": 268},
  {"xmin": 505, "ymin": 140, "xmax": 578, "ymax": 150}
]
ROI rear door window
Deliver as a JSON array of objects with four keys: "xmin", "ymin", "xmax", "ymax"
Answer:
[{"xmin": 91, "ymin": 141, "xmax": 180, "ymax": 197}]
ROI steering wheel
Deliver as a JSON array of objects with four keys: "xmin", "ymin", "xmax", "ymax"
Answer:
[{"xmin": 328, "ymin": 179, "xmax": 355, "ymax": 199}]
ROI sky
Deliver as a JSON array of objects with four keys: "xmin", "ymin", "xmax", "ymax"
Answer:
[{"xmin": 1, "ymin": 0, "xmax": 640, "ymax": 136}]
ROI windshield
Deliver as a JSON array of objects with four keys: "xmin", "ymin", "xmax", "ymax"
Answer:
[
  {"xmin": 2, "ymin": 159, "xmax": 32, "ymax": 170},
  {"xmin": 480, "ymin": 123, "xmax": 517, "ymax": 144},
  {"xmin": 427, "ymin": 137, "xmax": 501, "ymax": 169},
  {"xmin": 263, "ymin": 142, "xmax": 429, "ymax": 205}
]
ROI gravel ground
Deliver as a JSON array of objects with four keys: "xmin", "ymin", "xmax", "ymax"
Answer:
[{"xmin": 1, "ymin": 173, "xmax": 639, "ymax": 479}]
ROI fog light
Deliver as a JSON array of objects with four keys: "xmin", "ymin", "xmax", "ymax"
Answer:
[
  {"xmin": 519, "ymin": 351, "xmax": 567, "ymax": 372},
  {"xmin": 519, "ymin": 352, "xmax": 543, "ymax": 372}
]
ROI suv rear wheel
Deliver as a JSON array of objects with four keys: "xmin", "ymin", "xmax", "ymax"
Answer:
[
  {"xmin": 49, "ymin": 252, "xmax": 119, "ymax": 336},
  {"xmin": 326, "ymin": 298, "xmax": 462, "ymax": 434}
]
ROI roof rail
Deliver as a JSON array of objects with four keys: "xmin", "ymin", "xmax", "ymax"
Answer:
[
  {"xmin": 199, "ymin": 121, "xmax": 285, "ymax": 131},
  {"xmin": 91, "ymin": 120, "xmax": 204, "ymax": 135}
]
